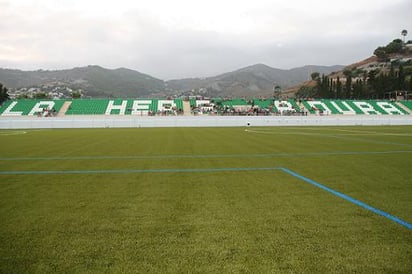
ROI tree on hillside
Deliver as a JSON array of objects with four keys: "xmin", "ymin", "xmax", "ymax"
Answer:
[
  {"xmin": 273, "ymin": 84, "xmax": 282, "ymax": 98},
  {"xmin": 310, "ymin": 72, "xmax": 320, "ymax": 80},
  {"xmin": 396, "ymin": 64, "xmax": 406, "ymax": 90},
  {"xmin": 373, "ymin": 47, "xmax": 387, "ymax": 62},
  {"xmin": 295, "ymin": 86, "xmax": 317, "ymax": 99},
  {"xmin": 367, "ymin": 70, "xmax": 377, "ymax": 93},
  {"xmin": 318, "ymin": 74, "xmax": 330, "ymax": 98},
  {"xmin": 335, "ymin": 76, "xmax": 342, "ymax": 98},
  {"xmin": 388, "ymin": 65, "xmax": 396, "ymax": 92},
  {"xmin": 0, "ymin": 83, "xmax": 10, "ymax": 105},
  {"xmin": 343, "ymin": 69, "xmax": 353, "ymax": 99},
  {"xmin": 71, "ymin": 91, "xmax": 82, "ymax": 98},
  {"xmin": 386, "ymin": 39, "xmax": 403, "ymax": 54},
  {"xmin": 373, "ymin": 38, "xmax": 405, "ymax": 60},
  {"xmin": 352, "ymin": 79, "xmax": 364, "ymax": 99},
  {"xmin": 409, "ymin": 76, "xmax": 412, "ymax": 91},
  {"xmin": 308, "ymin": 58, "xmax": 412, "ymax": 100}
]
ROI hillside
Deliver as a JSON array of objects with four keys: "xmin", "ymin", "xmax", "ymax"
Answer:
[
  {"xmin": 292, "ymin": 50, "xmax": 412, "ymax": 99},
  {"xmin": 0, "ymin": 64, "xmax": 343, "ymax": 98},
  {"xmin": 167, "ymin": 64, "xmax": 343, "ymax": 97},
  {"xmin": 0, "ymin": 66, "xmax": 165, "ymax": 97}
]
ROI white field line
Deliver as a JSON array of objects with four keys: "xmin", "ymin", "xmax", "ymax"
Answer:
[
  {"xmin": 0, "ymin": 130, "xmax": 27, "ymax": 136},
  {"xmin": 244, "ymin": 128, "xmax": 412, "ymax": 136}
]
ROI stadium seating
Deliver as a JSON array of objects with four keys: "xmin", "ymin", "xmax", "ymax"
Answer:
[
  {"xmin": 0, "ymin": 99, "xmax": 65, "ymax": 116},
  {"xmin": 189, "ymin": 98, "xmax": 197, "ymax": 108},
  {"xmin": 65, "ymin": 99, "xmax": 109, "ymax": 115},
  {"xmin": 1, "ymin": 98, "xmax": 411, "ymax": 116},
  {"xmin": 252, "ymin": 99, "xmax": 273, "ymax": 109},
  {"xmin": 219, "ymin": 98, "xmax": 245, "ymax": 108},
  {"xmin": 368, "ymin": 101, "xmax": 408, "ymax": 115},
  {"xmin": 302, "ymin": 99, "xmax": 407, "ymax": 115},
  {"xmin": 400, "ymin": 100, "xmax": 412, "ymax": 112},
  {"xmin": 175, "ymin": 99, "xmax": 184, "ymax": 111},
  {"xmin": 288, "ymin": 99, "xmax": 302, "ymax": 112}
]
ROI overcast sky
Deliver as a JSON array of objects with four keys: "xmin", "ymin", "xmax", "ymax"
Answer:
[{"xmin": 0, "ymin": 0, "xmax": 411, "ymax": 79}]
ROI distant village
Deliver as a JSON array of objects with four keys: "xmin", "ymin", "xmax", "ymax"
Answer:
[
  {"xmin": 7, "ymin": 84, "xmax": 209, "ymax": 100},
  {"xmin": 8, "ymin": 82, "xmax": 82, "ymax": 100}
]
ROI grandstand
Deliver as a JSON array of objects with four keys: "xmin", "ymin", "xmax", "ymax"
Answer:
[
  {"xmin": 301, "ymin": 99, "xmax": 409, "ymax": 115},
  {"xmin": 1, "ymin": 98, "xmax": 412, "ymax": 129},
  {"xmin": 400, "ymin": 100, "xmax": 412, "ymax": 113},
  {"xmin": 0, "ymin": 99, "xmax": 65, "ymax": 116},
  {"xmin": 65, "ymin": 99, "xmax": 109, "ymax": 115},
  {"xmin": 1, "ymin": 98, "xmax": 411, "ymax": 117}
]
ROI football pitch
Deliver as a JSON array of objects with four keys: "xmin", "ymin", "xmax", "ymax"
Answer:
[{"xmin": 1, "ymin": 126, "xmax": 411, "ymax": 273}]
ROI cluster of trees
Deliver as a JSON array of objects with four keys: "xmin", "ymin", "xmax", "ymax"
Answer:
[
  {"xmin": 0, "ymin": 83, "xmax": 10, "ymax": 104},
  {"xmin": 373, "ymin": 31, "xmax": 411, "ymax": 61},
  {"xmin": 296, "ymin": 64, "xmax": 412, "ymax": 99},
  {"xmin": 16, "ymin": 92, "xmax": 50, "ymax": 99},
  {"xmin": 297, "ymin": 34, "xmax": 412, "ymax": 100},
  {"xmin": 373, "ymin": 39, "xmax": 408, "ymax": 61}
]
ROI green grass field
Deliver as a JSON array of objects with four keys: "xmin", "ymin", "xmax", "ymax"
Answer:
[{"xmin": 1, "ymin": 126, "xmax": 411, "ymax": 273}]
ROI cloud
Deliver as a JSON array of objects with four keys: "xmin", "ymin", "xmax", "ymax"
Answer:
[{"xmin": 0, "ymin": 0, "xmax": 411, "ymax": 79}]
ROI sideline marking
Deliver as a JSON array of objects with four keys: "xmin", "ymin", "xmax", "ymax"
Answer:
[
  {"xmin": 245, "ymin": 128, "xmax": 412, "ymax": 147},
  {"xmin": 279, "ymin": 167, "xmax": 412, "ymax": 230},
  {"xmin": 287, "ymin": 127, "xmax": 412, "ymax": 136},
  {"xmin": 277, "ymin": 127, "xmax": 412, "ymax": 136},
  {"xmin": 1, "ymin": 150, "xmax": 411, "ymax": 161}
]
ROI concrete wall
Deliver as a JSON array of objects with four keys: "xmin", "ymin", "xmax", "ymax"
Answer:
[{"xmin": 1, "ymin": 115, "xmax": 412, "ymax": 129}]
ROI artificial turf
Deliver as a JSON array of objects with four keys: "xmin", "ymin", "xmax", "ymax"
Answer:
[{"xmin": 1, "ymin": 126, "xmax": 411, "ymax": 272}]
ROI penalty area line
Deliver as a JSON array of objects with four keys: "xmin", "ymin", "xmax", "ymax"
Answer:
[{"xmin": 279, "ymin": 167, "xmax": 412, "ymax": 230}]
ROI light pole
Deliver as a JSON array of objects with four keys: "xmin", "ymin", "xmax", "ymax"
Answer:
[{"xmin": 401, "ymin": 29, "xmax": 408, "ymax": 44}]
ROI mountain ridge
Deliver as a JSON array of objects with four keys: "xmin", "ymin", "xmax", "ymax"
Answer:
[
  {"xmin": 0, "ymin": 64, "xmax": 344, "ymax": 98},
  {"xmin": 166, "ymin": 64, "xmax": 343, "ymax": 97}
]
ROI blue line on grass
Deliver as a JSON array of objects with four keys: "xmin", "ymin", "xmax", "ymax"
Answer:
[
  {"xmin": 0, "ymin": 167, "xmax": 279, "ymax": 175},
  {"xmin": 279, "ymin": 167, "xmax": 412, "ymax": 230},
  {"xmin": 2, "ymin": 164, "xmax": 410, "ymax": 230}
]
